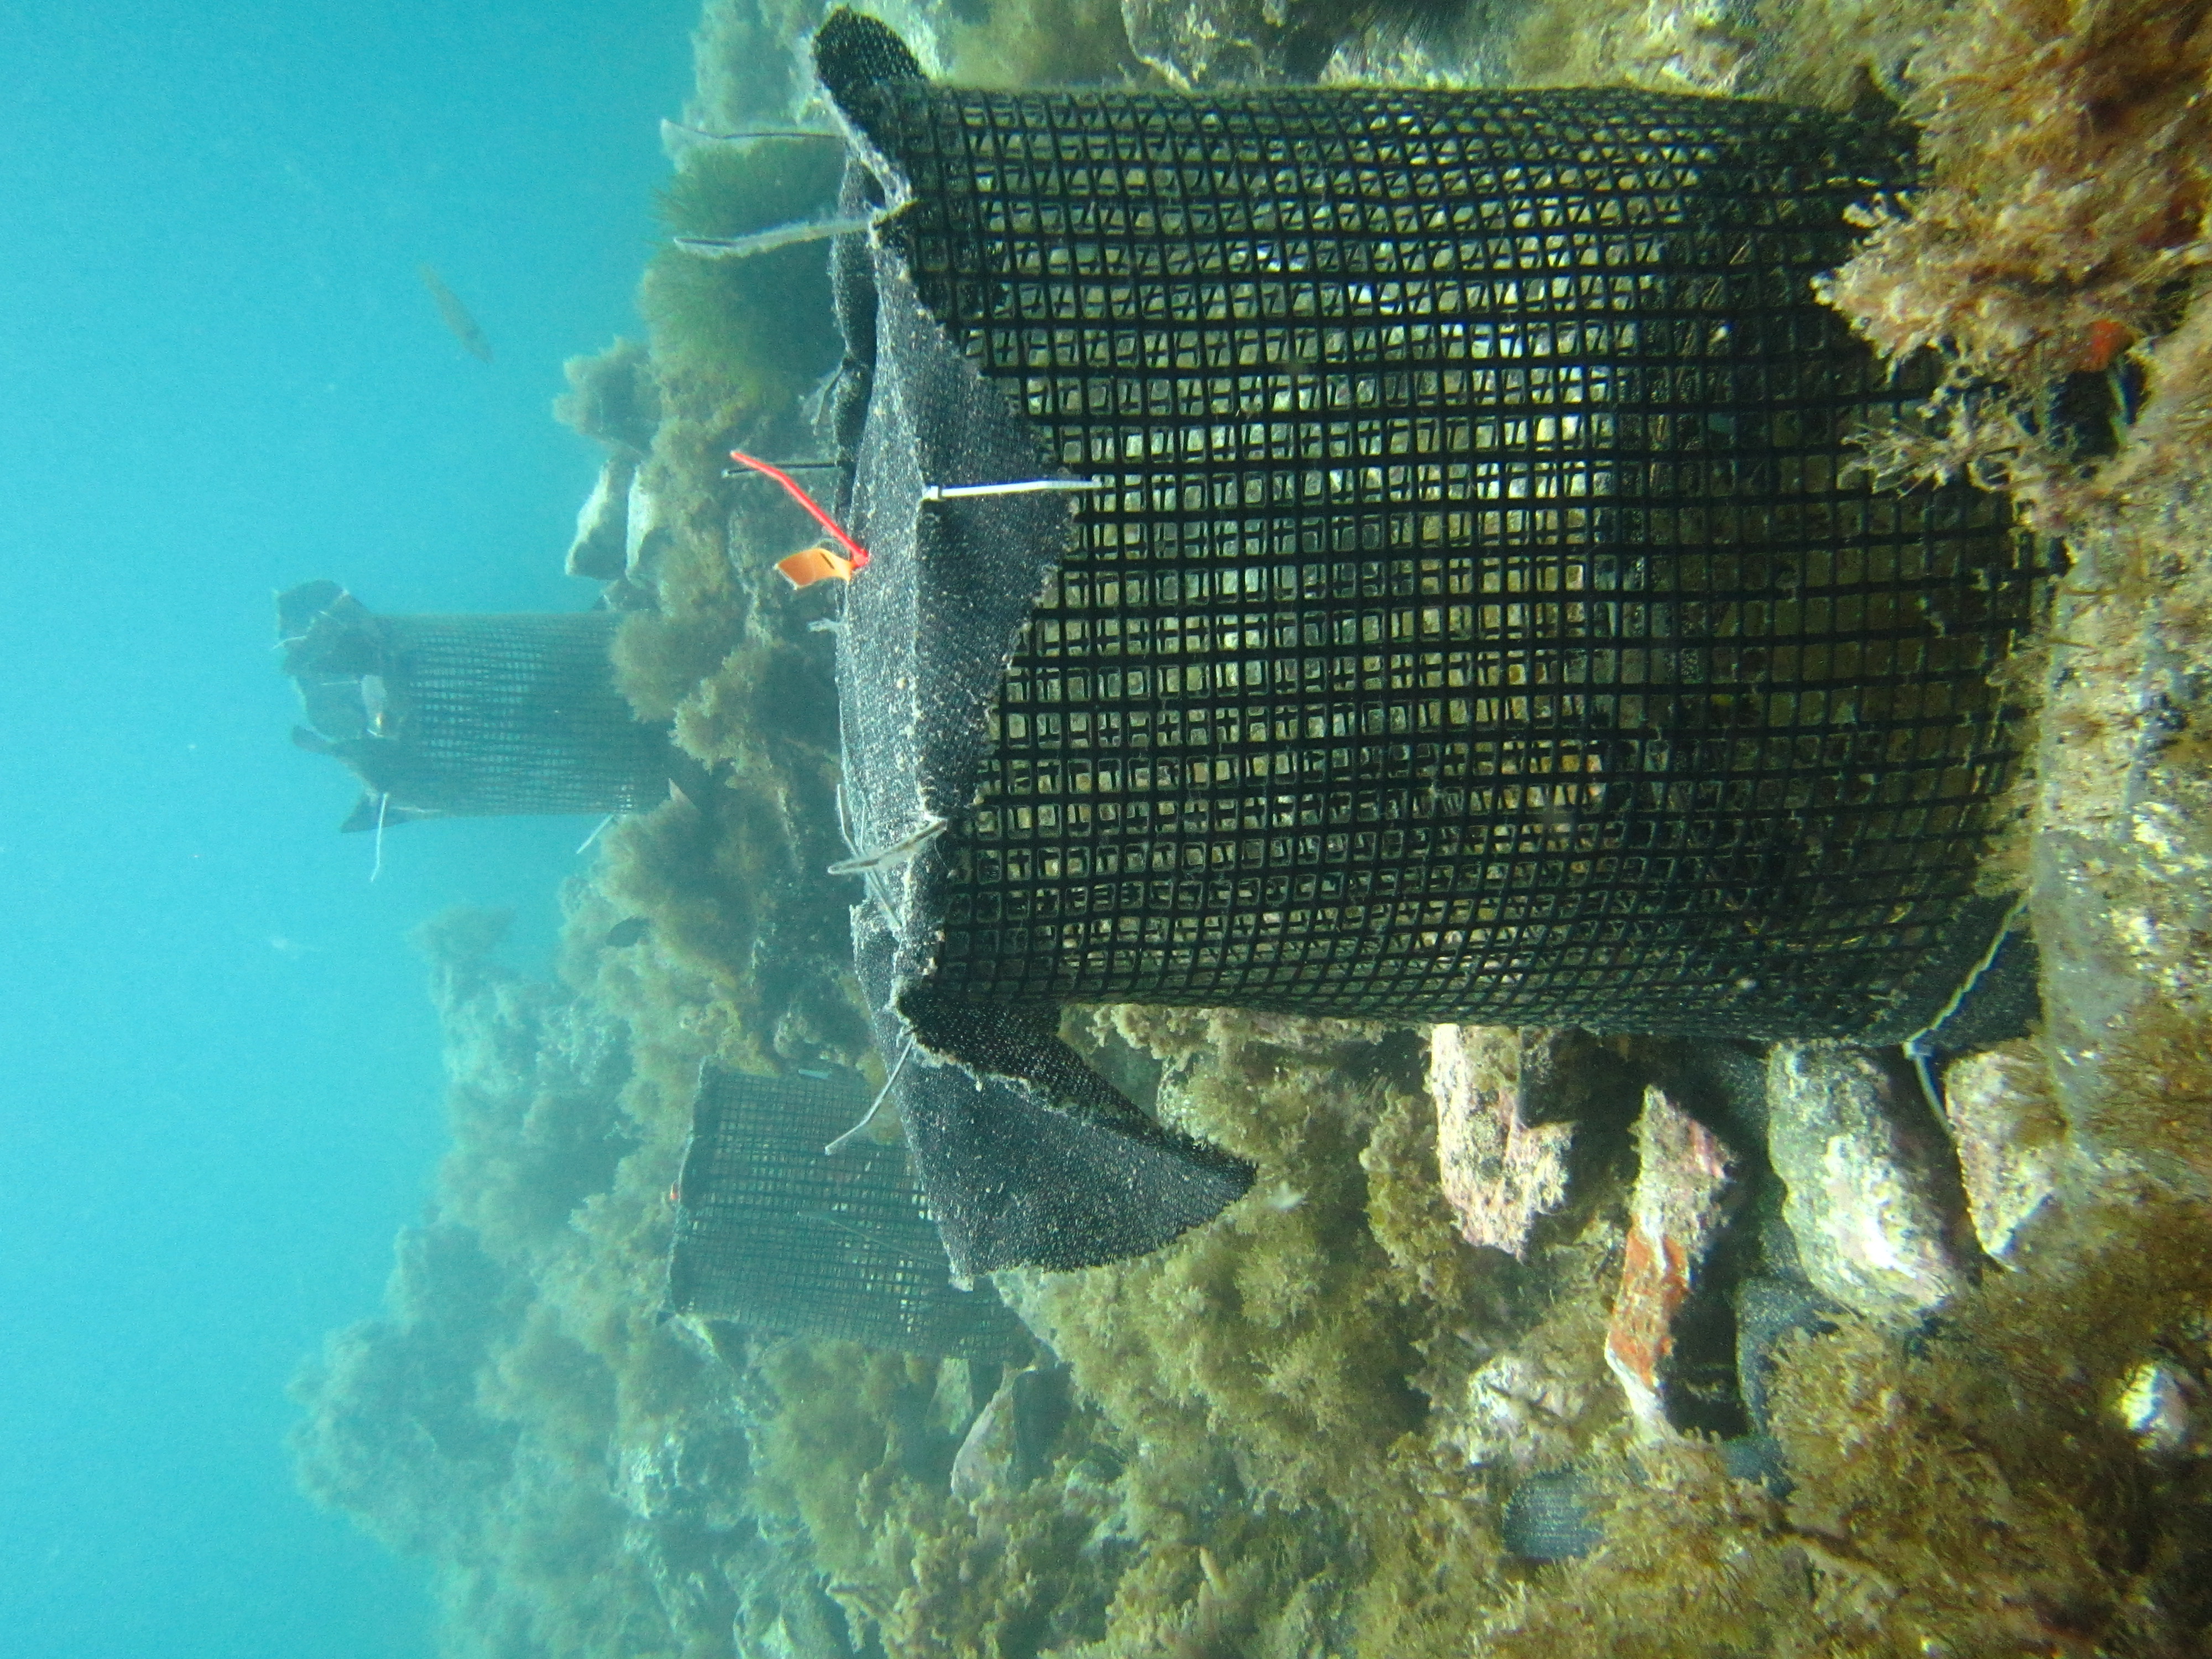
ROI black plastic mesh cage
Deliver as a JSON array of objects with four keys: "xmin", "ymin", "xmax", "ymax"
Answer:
[
  {"xmin": 665, "ymin": 1065, "xmax": 1032, "ymax": 1357},
  {"xmin": 276, "ymin": 581, "xmax": 672, "ymax": 828},
  {"xmin": 796, "ymin": 13, "xmax": 2047, "ymax": 1274},
  {"xmin": 818, "ymin": 13, "xmax": 2036, "ymax": 1050}
]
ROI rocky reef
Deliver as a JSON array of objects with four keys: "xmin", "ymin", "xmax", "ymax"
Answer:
[{"xmin": 290, "ymin": 0, "xmax": 2212, "ymax": 1654}]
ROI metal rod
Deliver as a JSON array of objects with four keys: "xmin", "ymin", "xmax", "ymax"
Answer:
[
  {"xmin": 827, "ymin": 817, "xmax": 946, "ymax": 876},
  {"xmin": 675, "ymin": 215, "xmax": 874, "ymax": 261},
  {"xmin": 722, "ymin": 460, "xmax": 844, "ymax": 478},
  {"xmin": 919, "ymin": 477, "xmax": 1110, "ymax": 500},
  {"xmin": 664, "ymin": 121, "xmax": 843, "ymax": 144},
  {"xmin": 825, "ymin": 1036, "xmax": 915, "ymax": 1156},
  {"xmin": 369, "ymin": 792, "xmax": 389, "ymax": 883},
  {"xmin": 1900, "ymin": 895, "xmax": 2028, "ymax": 1118}
]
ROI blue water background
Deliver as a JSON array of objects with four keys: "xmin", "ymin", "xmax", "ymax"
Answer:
[{"xmin": 0, "ymin": 2, "xmax": 703, "ymax": 1651}]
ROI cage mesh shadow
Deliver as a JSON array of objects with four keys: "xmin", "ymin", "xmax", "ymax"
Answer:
[
  {"xmin": 666, "ymin": 1064, "xmax": 1031, "ymax": 1357},
  {"xmin": 277, "ymin": 581, "xmax": 672, "ymax": 827},
  {"xmin": 822, "ymin": 13, "xmax": 2037, "ymax": 1045}
]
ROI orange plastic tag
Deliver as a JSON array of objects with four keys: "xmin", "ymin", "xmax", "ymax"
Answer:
[{"xmin": 775, "ymin": 545, "xmax": 856, "ymax": 588}]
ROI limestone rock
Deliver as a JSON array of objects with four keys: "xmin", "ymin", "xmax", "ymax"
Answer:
[
  {"xmin": 565, "ymin": 451, "xmax": 635, "ymax": 581},
  {"xmin": 1766, "ymin": 1042, "xmax": 1970, "ymax": 1327},
  {"xmin": 1451, "ymin": 1347, "xmax": 1603, "ymax": 1473},
  {"xmin": 625, "ymin": 465, "xmax": 669, "ymax": 577},
  {"xmin": 1942, "ymin": 1041, "xmax": 2067, "ymax": 1260},
  {"xmin": 1624, "ymin": 0, "xmax": 1755, "ymax": 95},
  {"xmin": 949, "ymin": 1366, "xmax": 1071, "ymax": 1500},
  {"xmin": 1605, "ymin": 1086, "xmax": 1734, "ymax": 1433},
  {"xmin": 2118, "ymin": 1359, "xmax": 2205, "ymax": 1458},
  {"xmin": 1120, "ymin": 0, "xmax": 1287, "ymax": 86},
  {"xmin": 1430, "ymin": 1025, "xmax": 1576, "ymax": 1259}
]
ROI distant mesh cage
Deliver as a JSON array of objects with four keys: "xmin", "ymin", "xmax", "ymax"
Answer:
[
  {"xmin": 277, "ymin": 582, "xmax": 672, "ymax": 827},
  {"xmin": 666, "ymin": 1065, "xmax": 1031, "ymax": 1357},
  {"xmin": 822, "ymin": 13, "xmax": 2038, "ymax": 1045}
]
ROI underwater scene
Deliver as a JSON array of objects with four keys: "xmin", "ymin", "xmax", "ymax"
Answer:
[{"xmin": 59, "ymin": 0, "xmax": 2211, "ymax": 1652}]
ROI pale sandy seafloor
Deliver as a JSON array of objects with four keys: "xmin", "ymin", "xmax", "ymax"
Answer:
[{"xmin": 289, "ymin": 2, "xmax": 2212, "ymax": 1655}]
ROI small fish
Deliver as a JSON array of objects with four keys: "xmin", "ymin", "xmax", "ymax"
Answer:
[
  {"xmin": 359, "ymin": 673, "xmax": 392, "ymax": 736},
  {"xmin": 418, "ymin": 263, "xmax": 492, "ymax": 363},
  {"xmin": 602, "ymin": 916, "xmax": 650, "ymax": 949}
]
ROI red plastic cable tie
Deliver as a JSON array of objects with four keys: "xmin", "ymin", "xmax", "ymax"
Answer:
[{"xmin": 727, "ymin": 450, "xmax": 871, "ymax": 571}]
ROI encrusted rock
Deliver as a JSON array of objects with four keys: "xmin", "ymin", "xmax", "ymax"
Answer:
[
  {"xmin": 949, "ymin": 1366, "xmax": 1071, "ymax": 1500},
  {"xmin": 1430, "ymin": 1025, "xmax": 1577, "ymax": 1259},
  {"xmin": 1766, "ymin": 1042, "xmax": 1970, "ymax": 1327},
  {"xmin": 625, "ymin": 466, "xmax": 669, "ymax": 576},
  {"xmin": 1605, "ymin": 1086, "xmax": 1734, "ymax": 1433},
  {"xmin": 565, "ymin": 451, "xmax": 635, "ymax": 580},
  {"xmin": 1942, "ymin": 1040, "xmax": 2067, "ymax": 1260},
  {"xmin": 1624, "ymin": 0, "xmax": 1755, "ymax": 94},
  {"xmin": 2117, "ymin": 1359, "xmax": 2205, "ymax": 1458},
  {"xmin": 1451, "ymin": 1347, "xmax": 1604, "ymax": 1473},
  {"xmin": 1120, "ymin": 0, "xmax": 1287, "ymax": 86},
  {"xmin": 951, "ymin": 1369, "xmax": 1022, "ymax": 1500}
]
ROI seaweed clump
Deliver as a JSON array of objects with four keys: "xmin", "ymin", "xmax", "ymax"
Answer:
[
  {"xmin": 1817, "ymin": 0, "xmax": 2212, "ymax": 504},
  {"xmin": 1477, "ymin": 1196, "xmax": 2212, "ymax": 1657},
  {"xmin": 555, "ymin": 336, "xmax": 662, "ymax": 457},
  {"xmin": 573, "ymin": 6, "xmax": 866, "ymax": 1076},
  {"xmin": 1806, "ymin": 0, "xmax": 2212, "ymax": 1237},
  {"xmin": 996, "ymin": 1009, "xmax": 1542, "ymax": 1659},
  {"xmin": 294, "ymin": 915, "xmax": 2212, "ymax": 1657},
  {"xmin": 290, "ymin": 909, "xmax": 767, "ymax": 1658}
]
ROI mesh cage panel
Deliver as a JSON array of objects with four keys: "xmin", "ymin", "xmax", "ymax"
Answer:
[
  {"xmin": 827, "ymin": 30, "xmax": 2037, "ymax": 1041},
  {"xmin": 666, "ymin": 1065, "xmax": 1031, "ymax": 1357},
  {"xmin": 277, "ymin": 586, "xmax": 672, "ymax": 823},
  {"xmin": 371, "ymin": 612, "xmax": 670, "ymax": 818}
]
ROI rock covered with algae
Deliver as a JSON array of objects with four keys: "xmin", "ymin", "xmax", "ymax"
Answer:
[
  {"xmin": 1604, "ymin": 1087, "xmax": 1736, "ymax": 1435},
  {"xmin": 1428, "ymin": 1024, "xmax": 1578, "ymax": 1260},
  {"xmin": 1942, "ymin": 1039, "xmax": 2069, "ymax": 1261},
  {"xmin": 1765, "ymin": 1042, "xmax": 1971, "ymax": 1327}
]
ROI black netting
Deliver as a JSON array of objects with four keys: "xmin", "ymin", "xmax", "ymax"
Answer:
[
  {"xmin": 808, "ymin": 12, "xmax": 2039, "ymax": 1270},
  {"xmin": 277, "ymin": 582, "xmax": 672, "ymax": 826},
  {"xmin": 666, "ymin": 1063, "xmax": 1032, "ymax": 1357}
]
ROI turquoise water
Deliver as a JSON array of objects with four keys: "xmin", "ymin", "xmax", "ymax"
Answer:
[{"xmin": 0, "ymin": 2, "xmax": 696, "ymax": 1651}]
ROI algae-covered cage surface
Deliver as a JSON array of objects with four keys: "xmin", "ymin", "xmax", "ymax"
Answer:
[
  {"xmin": 277, "ymin": 581, "xmax": 674, "ymax": 826},
  {"xmin": 666, "ymin": 1065, "xmax": 1030, "ymax": 1358},
  {"xmin": 820, "ymin": 12, "xmax": 2037, "ymax": 1054}
]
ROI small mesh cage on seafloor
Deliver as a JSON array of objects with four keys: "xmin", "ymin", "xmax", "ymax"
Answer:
[
  {"xmin": 807, "ymin": 11, "xmax": 2041, "ymax": 1275},
  {"xmin": 277, "ymin": 581, "xmax": 674, "ymax": 829},
  {"xmin": 666, "ymin": 1065, "xmax": 1031, "ymax": 1358}
]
